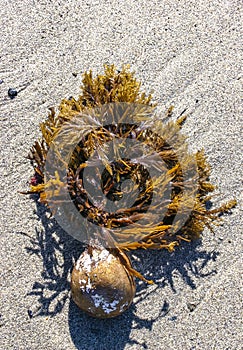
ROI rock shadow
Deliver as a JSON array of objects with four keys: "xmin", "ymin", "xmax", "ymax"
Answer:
[{"xmin": 19, "ymin": 197, "xmax": 220, "ymax": 350}]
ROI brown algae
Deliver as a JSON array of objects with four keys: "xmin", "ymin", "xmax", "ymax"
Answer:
[{"xmin": 25, "ymin": 64, "xmax": 236, "ymax": 317}]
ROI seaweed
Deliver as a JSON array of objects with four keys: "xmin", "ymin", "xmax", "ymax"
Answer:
[{"xmin": 25, "ymin": 64, "xmax": 236, "ymax": 285}]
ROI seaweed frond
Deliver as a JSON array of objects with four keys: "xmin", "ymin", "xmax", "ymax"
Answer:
[{"xmin": 24, "ymin": 64, "xmax": 237, "ymax": 283}]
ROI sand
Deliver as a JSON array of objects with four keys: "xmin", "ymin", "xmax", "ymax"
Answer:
[{"xmin": 0, "ymin": 1, "xmax": 242, "ymax": 349}]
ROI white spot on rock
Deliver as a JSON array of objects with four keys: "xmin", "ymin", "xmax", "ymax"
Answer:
[
  {"xmin": 76, "ymin": 248, "xmax": 115, "ymax": 272},
  {"xmin": 91, "ymin": 293, "xmax": 120, "ymax": 314}
]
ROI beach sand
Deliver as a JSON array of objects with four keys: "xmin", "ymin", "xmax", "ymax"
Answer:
[{"xmin": 0, "ymin": 1, "xmax": 242, "ymax": 349}]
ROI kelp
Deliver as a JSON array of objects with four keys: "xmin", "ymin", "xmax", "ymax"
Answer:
[{"xmin": 26, "ymin": 64, "xmax": 236, "ymax": 283}]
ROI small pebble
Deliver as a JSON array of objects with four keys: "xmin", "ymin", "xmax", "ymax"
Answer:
[
  {"xmin": 168, "ymin": 316, "xmax": 177, "ymax": 321},
  {"xmin": 187, "ymin": 302, "xmax": 197, "ymax": 312},
  {"xmin": 0, "ymin": 79, "xmax": 3, "ymax": 84},
  {"xmin": 8, "ymin": 88, "xmax": 18, "ymax": 99},
  {"xmin": 27, "ymin": 309, "xmax": 33, "ymax": 319}
]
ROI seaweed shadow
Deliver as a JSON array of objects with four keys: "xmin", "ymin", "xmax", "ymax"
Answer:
[{"xmin": 20, "ymin": 196, "xmax": 220, "ymax": 350}]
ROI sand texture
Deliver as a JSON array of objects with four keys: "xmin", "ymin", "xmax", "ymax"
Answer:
[{"xmin": 0, "ymin": 1, "xmax": 242, "ymax": 349}]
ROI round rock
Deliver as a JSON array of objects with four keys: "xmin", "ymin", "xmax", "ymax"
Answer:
[{"xmin": 71, "ymin": 247, "xmax": 136, "ymax": 318}]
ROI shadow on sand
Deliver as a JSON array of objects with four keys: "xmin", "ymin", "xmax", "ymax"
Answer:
[{"xmin": 19, "ymin": 197, "xmax": 219, "ymax": 350}]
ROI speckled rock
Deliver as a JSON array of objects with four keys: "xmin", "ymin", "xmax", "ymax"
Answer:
[{"xmin": 71, "ymin": 247, "xmax": 136, "ymax": 318}]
